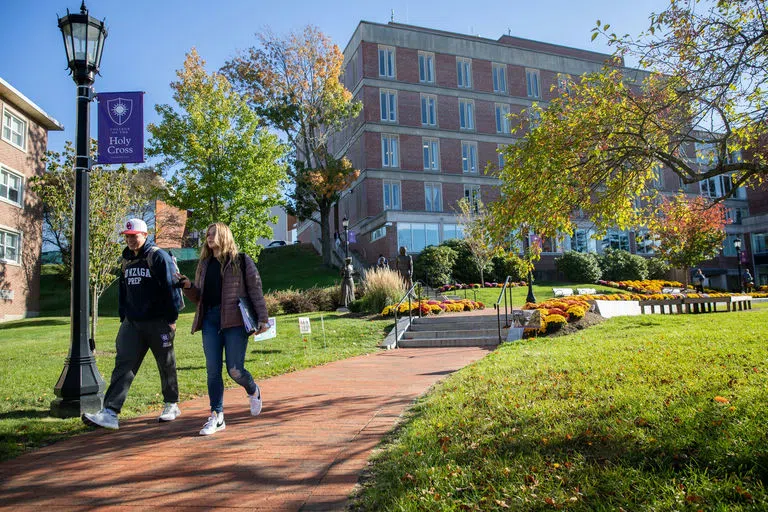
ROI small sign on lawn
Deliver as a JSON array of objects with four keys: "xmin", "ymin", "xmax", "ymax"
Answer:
[{"xmin": 298, "ymin": 317, "xmax": 312, "ymax": 334}]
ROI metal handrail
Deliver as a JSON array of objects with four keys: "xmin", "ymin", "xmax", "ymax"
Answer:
[
  {"xmin": 494, "ymin": 276, "xmax": 514, "ymax": 343},
  {"xmin": 393, "ymin": 280, "xmax": 423, "ymax": 349}
]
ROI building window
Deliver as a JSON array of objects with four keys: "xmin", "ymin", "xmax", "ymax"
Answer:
[
  {"xmin": 2, "ymin": 108, "xmax": 27, "ymax": 151},
  {"xmin": 381, "ymin": 134, "xmax": 399, "ymax": 168},
  {"xmin": 0, "ymin": 166, "xmax": 23, "ymax": 207},
  {"xmin": 0, "ymin": 228, "xmax": 20, "ymax": 264},
  {"xmin": 383, "ymin": 180, "xmax": 401, "ymax": 210},
  {"xmin": 495, "ymin": 103, "xmax": 511, "ymax": 133},
  {"xmin": 526, "ymin": 68, "xmax": 540, "ymax": 98},
  {"xmin": 443, "ymin": 224, "xmax": 465, "ymax": 241},
  {"xmin": 600, "ymin": 229, "xmax": 630, "ymax": 252},
  {"xmin": 370, "ymin": 226, "xmax": 386, "ymax": 242},
  {"xmin": 557, "ymin": 73, "xmax": 572, "ymax": 96},
  {"xmin": 424, "ymin": 182, "xmax": 442, "ymax": 212},
  {"xmin": 726, "ymin": 207, "xmax": 747, "ymax": 225},
  {"xmin": 457, "ymin": 57, "xmax": 472, "ymax": 89},
  {"xmin": 398, "ymin": 222, "xmax": 439, "ymax": 253},
  {"xmin": 461, "ymin": 141, "xmax": 478, "ymax": 173},
  {"xmin": 497, "ymin": 144, "xmax": 507, "ymax": 170},
  {"xmin": 464, "ymin": 185, "xmax": 481, "ymax": 212},
  {"xmin": 751, "ymin": 233, "xmax": 768, "ymax": 254},
  {"xmin": 540, "ymin": 236, "xmax": 561, "ymax": 254},
  {"xmin": 421, "ymin": 94, "xmax": 437, "ymax": 126},
  {"xmin": 492, "ymin": 63, "xmax": 507, "ymax": 93},
  {"xmin": 723, "ymin": 234, "xmax": 741, "ymax": 257},
  {"xmin": 528, "ymin": 110, "xmax": 541, "ymax": 129},
  {"xmin": 380, "ymin": 89, "xmax": 397, "ymax": 122},
  {"xmin": 459, "ymin": 99, "xmax": 474, "ymax": 130},
  {"xmin": 422, "ymin": 138, "xmax": 439, "ymax": 171},
  {"xmin": 378, "ymin": 46, "xmax": 395, "ymax": 78},
  {"xmin": 418, "ymin": 52, "xmax": 435, "ymax": 83},
  {"xmin": 571, "ymin": 229, "xmax": 597, "ymax": 253},
  {"xmin": 635, "ymin": 229, "xmax": 658, "ymax": 255},
  {"xmin": 699, "ymin": 174, "xmax": 745, "ymax": 199}
]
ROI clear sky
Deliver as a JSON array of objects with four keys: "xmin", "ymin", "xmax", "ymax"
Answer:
[{"xmin": 0, "ymin": 0, "xmax": 670, "ymax": 155}]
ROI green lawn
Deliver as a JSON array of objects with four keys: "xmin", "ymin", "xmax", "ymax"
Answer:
[
  {"xmin": 0, "ymin": 310, "xmax": 392, "ymax": 462},
  {"xmin": 431, "ymin": 282, "xmax": 621, "ymax": 307},
  {"xmin": 353, "ymin": 309, "xmax": 768, "ymax": 511}
]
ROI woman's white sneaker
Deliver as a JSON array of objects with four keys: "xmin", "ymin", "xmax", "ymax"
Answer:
[
  {"xmin": 249, "ymin": 385, "xmax": 262, "ymax": 416},
  {"xmin": 199, "ymin": 411, "xmax": 225, "ymax": 435}
]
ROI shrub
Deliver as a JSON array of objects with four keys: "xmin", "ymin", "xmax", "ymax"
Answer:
[
  {"xmin": 544, "ymin": 314, "xmax": 567, "ymax": 333},
  {"xmin": 278, "ymin": 288, "xmax": 318, "ymax": 314},
  {"xmin": 264, "ymin": 293, "xmax": 283, "ymax": 316},
  {"xmin": 491, "ymin": 252, "xmax": 528, "ymax": 282},
  {"xmin": 359, "ymin": 267, "xmax": 404, "ymax": 314},
  {"xmin": 598, "ymin": 248, "xmax": 649, "ymax": 281},
  {"xmin": 303, "ymin": 286, "xmax": 337, "ymax": 312},
  {"xmin": 414, "ymin": 245, "xmax": 457, "ymax": 287},
  {"xmin": 646, "ymin": 256, "xmax": 671, "ymax": 280},
  {"xmin": 555, "ymin": 251, "xmax": 602, "ymax": 282},
  {"xmin": 441, "ymin": 239, "xmax": 492, "ymax": 284}
]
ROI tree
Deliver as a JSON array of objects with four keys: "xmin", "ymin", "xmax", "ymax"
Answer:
[
  {"xmin": 148, "ymin": 49, "xmax": 288, "ymax": 257},
  {"xmin": 223, "ymin": 26, "xmax": 362, "ymax": 266},
  {"xmin": 455, "ymin": 198, "xmax": 498, "ymax": 285},
  {"xmin": 494, "ymin": 0, "xmax": 767, "ymax": 241},
  {"xmin": 31, "ymin": 141, "xmax": 152, "ymax": 340},
  {"xmin": 647, "ymin": 194, "xmax": 730, "ymax": 284}
]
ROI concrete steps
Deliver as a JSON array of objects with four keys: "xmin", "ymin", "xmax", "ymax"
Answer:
[{"xmin": 398, "ymin": 315, "xmax": 506, "ymax": 348}]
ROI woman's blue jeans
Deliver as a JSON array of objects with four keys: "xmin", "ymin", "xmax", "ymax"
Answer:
[{"xmin": 201, "ymin": 305, "xmax": 257, "ymax": 413}]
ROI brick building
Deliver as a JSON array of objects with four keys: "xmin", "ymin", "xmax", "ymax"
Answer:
[
  {"xmin": 0, "ymin": 77, "xmax": 63, "ymax": 321},
  {"xmin": 298, "ymin": 21, "xmax": 760, "ymax": 288}
]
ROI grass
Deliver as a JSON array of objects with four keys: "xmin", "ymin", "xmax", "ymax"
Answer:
[
  {"xmin": 353, "ymin": 309, "xmax": 768, "ymax": 511},
  {"xmin": 0, "ymin": 310, "xmax": 392, "ymax": 462},
  {"xmin": 430, "ymin": 282, "xmax": 621, "ymax": 308}
]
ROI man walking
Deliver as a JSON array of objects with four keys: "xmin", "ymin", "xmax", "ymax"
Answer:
[{"xmin": 83, "ymin": 218, "xmax": 184, "ymax": 430}]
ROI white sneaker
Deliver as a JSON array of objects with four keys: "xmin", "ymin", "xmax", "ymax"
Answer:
[
  {"xmin": 199, "ymin": 412, "xmax": 225, "ymax": 436},
  {"xmin": 82, "ymin": 408, "xmax": 119, "ymax": 430},
  {"xmin": 249, "ymin": 385, "xmax": 262, "ymax": 416},
  {"xmin": 159, "ymin": 402, "xmax": 181, "ymax": 422}
]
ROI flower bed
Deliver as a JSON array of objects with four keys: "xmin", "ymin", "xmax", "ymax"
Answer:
[
  {"xmin": 380, "ymin": 298, "xmax": 485, "ymax": 317},
  {"xmin": 597, "ymin": 279, "xmax": 684, "ymax": 294},
  {"xmin": 437, "ymin": 282, "xmax": 526, "ymax": 293},
  {"xmin": 523, "ymin": 297, "xmax": 591, "ymax": 333}
]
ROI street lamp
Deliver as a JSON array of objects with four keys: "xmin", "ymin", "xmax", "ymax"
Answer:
[
  {"xmin": 734, "ymin": 238, "xmax": 743, "ymax": 293},
  {"xmin": 51, "ymin": 2, "xmax": 107, "ymax": 418},
  {"xmin": 526, "ymin": 269, "xmax": 536, "ymax": 304},
  {"xmin": 342, "ymin": 217, "xmax": 349, "ymax": 259}
]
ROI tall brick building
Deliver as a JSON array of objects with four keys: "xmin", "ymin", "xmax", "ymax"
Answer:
[
  {"xmin": 298, "ymin": 22, "xmax": 760, "ymax": 288},
  {"xmin": 0, "ymin": 77, "xmax": 63, "ymax": 321}
]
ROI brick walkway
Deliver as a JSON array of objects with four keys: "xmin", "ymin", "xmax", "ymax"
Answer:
[{"xmin": 0, "ymin": 347, "xmax": 491, "ymax": 511}]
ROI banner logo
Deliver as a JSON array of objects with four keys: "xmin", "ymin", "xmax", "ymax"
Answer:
[
  {"xmin": 106, "ymin": 97, "xmax": 133, "ymax": 126},
  {"xmin": 97, "ymin": 91, "xmax": 144, "ymax": 164}
]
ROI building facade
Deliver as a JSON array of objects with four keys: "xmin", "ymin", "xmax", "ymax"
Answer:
[
  {"xmin": 298, "ymin": 21, "xmax": 760, "ymax": 288},
  {"xmin": 0, "ymin": 77, "xmax": 63, "ymax": 321}
]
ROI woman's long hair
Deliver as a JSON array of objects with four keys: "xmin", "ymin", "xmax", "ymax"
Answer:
[{"xmin": 196, "ymin": 222, "xmax": 239, "ymax": 281}]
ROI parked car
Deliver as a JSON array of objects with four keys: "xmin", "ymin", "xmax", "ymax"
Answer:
[{"xmin": 266, "ymin": 240, "xmax": 287, "ymax": 248}]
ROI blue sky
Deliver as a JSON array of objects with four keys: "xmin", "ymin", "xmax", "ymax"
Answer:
[{"xmin": 0, "ymin": 0, "xmax": 669, "ymax": 156}]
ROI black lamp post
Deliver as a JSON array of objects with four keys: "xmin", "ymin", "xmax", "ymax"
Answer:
[
  {"xmin": 342, "ymin": 217, "xmax": 349, "ymax": 259},
  {"xmin": 51, "ymin": 2, "xmax": 107, "ymax": 418},
  {"xmin": 526, "ymin": 269, "xmax": 536, "ymax": 304},
  {"xmin": 734, "ymin": 238, "xmax": 743, "ymax": 293}
]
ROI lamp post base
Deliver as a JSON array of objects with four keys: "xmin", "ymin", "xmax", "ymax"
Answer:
[
  {"xmin": 51, "ymin": 356, "xmax": 105, "ymax": 418},
  {"xmin": 526, "ymin": 271, "xmax": 536, "ymax": 304}
]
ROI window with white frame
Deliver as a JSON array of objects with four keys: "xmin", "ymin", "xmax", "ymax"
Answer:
[
  {"xmin": 571, "ymin": 229, "xmax": 597, "ymax": 253},
  {"xmin": 2, "ymin": 108, "xmax": 27, "ymax": 150},
  {"xmin": 370, "ymin": 226, "xmax": 386, "ymax": 242},
  {"xmin": 726, "ymin": 207, "xmax": 748, "ymax": 225},
  {"xmin": 381, "ymin": 134, "xmax": 399, "ymax": 168},
  {"xmin": 492, "ymin": 63, "xmax": 507, "ymax": 93},
  {"xmin": 418, "ymin": 51, "xmax": 435, "ymax": 83},
  {"xmin": 443, "ymin": 224, "xmax": 465, "ymax": 241},
  {"xmin": 526, "ymin": 68, "xmax": 540, "ymax": 98},
  {"xmin": 378, "ymin": 46, "xmax": 395, "ymax": 78},
  {"xmin": 635, "ymin": 229, "xmax": 658, "ymax": 255},
  {"xmin": 540, "ymin": 236, "xmax": 561, "ymax": 254},
  {"xmin": 723, "ymin": 234, "xmax": 741, "ymax": 257},
  {"xmin": 424, "ymin": 182, "xmax": 442, "ymax": 212},
  {"xmin": 495, "ymin": 103, "xmax": 511, "ymax": 133},
  {"xmin": 422, "ymin": 138, "xmax": 439, "ymax": 171},
  {"xmin": 383, "ymin": 180, "xmax": 401, "ymax": 210},
  {"xmin": 700, "ymin": 174, "xmax": 745, "ymax": 199},
  {"xmin": 379, "ymin": 89, "xmax": 397, "ymax": 122},
  {"xmin": 497, "ymin": 144, "xmax": 507, "ymax": 170},
  {"xmin": 0, "ymin": 228, "xmax": 19, "ymax": 264},
  {"xmin": 751, "ymin": 233, "xmax": 768, "ymax": 254},
  {"xmin": 420, "ymin": 94, "xmax": 437, "ymax": 126},
  {"xmin": 464, "ymin": 185, "xmax": 481, "ymax": 212},
  {"xmin": 0, "ymin": 166, "xmax": 23, "ymax": 207},
  {"xmin": 398, "ymin": 222, "xmax": 439, "ymax": 253},
  {"xmin": 459, "ymin": 99, "xmax": 474, "ymax": 130},
  {"xmin": 457, "ymin": 57, "xmax": 472, "ymax": 88},
  {"xmin": 528, "ymin": 110, "xmax": 541, "ymax": 129},
  {"xmin": 600, "ymin": 229, "xmax": 630, "ymax": 252},
  {"xmin": 461, "ymin": 141, "xmax": 478, "ymax": 173}
]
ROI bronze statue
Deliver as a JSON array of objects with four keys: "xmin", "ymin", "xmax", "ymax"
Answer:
[
  {"xmin": 340, "ymin": 257, "xmax": 356, "ymax": 307},
  {"xmin": 395, "ymin": 246, "xmax": 413, "ymax": 290}
]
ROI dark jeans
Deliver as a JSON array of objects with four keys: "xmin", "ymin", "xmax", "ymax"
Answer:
[
  {"xmin": 202, "ymin": 305, "xmax": 257, "ymax": 413},
  {"xmin": 104, "ymin": 318, "xmax": 178, "ymax": 414}
]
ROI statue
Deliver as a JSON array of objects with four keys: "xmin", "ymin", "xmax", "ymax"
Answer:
[
  {"xmin": 395, "ymin": 246, "xmax": 413, "ymax": 290},
  {"xmin": 340, "ymin": 257, "xmax": 356, "ymax": 307}
]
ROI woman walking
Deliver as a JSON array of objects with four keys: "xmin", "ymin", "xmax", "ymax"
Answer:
[{"xmin": 178, "ymin": 223, "xmax": 270, "ymax": 435}]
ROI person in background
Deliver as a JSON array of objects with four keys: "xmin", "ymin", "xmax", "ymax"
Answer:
[
  {"xmin": 82, "ymin": 218, "xmax": 183, "ymax": 430},
  {"xmin": 694, "ymin": 268, "xmax": 706, "ymax": 293},
  {"xmin": 376, "ymin": 253, "xmax": 388, "ymax": 269},
  {"xmin": 177, "ymin": 222, "xmax": 270, "ymax": 436},
  {"xmin": 743, "ymin": 269, "xmax": 754, "ymax": 293}
]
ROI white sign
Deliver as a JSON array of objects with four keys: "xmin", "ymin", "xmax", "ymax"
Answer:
[
  {"xmin": 298, "ymin": 317, "xmax": 312, "ymax": 334},
  {"xmin": 594, "ymin": 300, "xmax": 641, "ymax": 318},
  {"xmin": 252, "ymin": 317, "xmax": 277, "ymax": 342}
]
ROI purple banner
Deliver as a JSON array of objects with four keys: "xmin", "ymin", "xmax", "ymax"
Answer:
[
  {"xmin": 741, "ymin": 250, "xmax": 748, "ymax": 264},
  {"xmin": 96, "ymin": 92, "xmax": 144, "ymax": 164}
]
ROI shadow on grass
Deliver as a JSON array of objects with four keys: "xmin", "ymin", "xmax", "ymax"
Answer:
[
  {"xmin": 0, "ymin": 409, "xmax": 53, "ymax": 420},
  {"xmin": 0, "ymin": 318, "xmax": 69, "ymax": 330}
]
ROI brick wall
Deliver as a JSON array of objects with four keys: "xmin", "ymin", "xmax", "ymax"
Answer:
[{"xmin": 154, "ymin": 200, "xmax": 188, "ymax": 249}]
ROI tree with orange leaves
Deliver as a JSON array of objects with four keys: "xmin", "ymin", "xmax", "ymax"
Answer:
[{"xmin": 224, "ymin": 26, "xmax": 362, "ymax": 266}]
